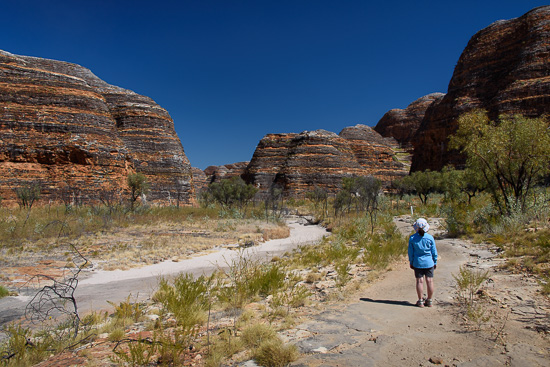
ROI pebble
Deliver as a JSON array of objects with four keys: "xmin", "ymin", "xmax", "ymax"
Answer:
[{"xmin": 429, "ymin": 356, "xmax": 444, "ymax": 364}]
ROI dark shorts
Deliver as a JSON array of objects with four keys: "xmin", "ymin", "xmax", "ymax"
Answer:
[{"xmin": 414, "ymin": 267, "xmax": 434, "ymax": 278}]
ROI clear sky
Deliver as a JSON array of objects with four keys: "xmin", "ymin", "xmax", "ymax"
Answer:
[{"xmin": 2, "ymin": 1, "xmax": 547, "ymax": 169}]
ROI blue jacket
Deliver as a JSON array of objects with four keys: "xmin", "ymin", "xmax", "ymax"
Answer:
[{"xmin": 408, "ymin": 232, "xmax": 437, "ymax": 269}]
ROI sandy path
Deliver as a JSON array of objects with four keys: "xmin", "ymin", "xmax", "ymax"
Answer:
[
  {"xmin": 74, "ymin": 217, "xmax": 328, "ymax": 312},
  {"xmin": 289, "ymin": 217, "xmax": 549, "ymax": 367},
  {"xmin": 0, "ymin": 217, "xmax": 329, "ymax": 326}
]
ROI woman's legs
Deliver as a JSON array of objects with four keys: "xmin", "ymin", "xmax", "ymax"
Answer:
[
  {"xmin": 426, "ymin": 276, "xmax": 434, "ymax": 300},
  {"xmin": 415, "ymin": 277, "xmax": 424, "ymax": 300},
  {"xmin": 416, "ymin": 276, "xmax": 434, "ymax": 300}
]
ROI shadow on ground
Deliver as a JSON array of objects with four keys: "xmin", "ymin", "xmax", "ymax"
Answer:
[{"xmin": 359, "ymin": 297, "xmax": 414, "ymax": 307}]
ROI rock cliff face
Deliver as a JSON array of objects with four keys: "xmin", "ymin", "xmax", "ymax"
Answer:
[
  {"xmin": 0, "ymin": 50, "xmax": 194, "ymax": 205},
  {"xmin": 340, "ymin": 124, "xmax": 409, "ymax": 179},
  {"xmin": 244, "ymin": 126, "xmax": 408, "ymax": 197},
  {"xmin": 374, "ymin": 93, "xmax": 445, "ymax": 153},
  {"xmin": 411, "ymin": 6, "xmax": 550, "ymax": 171},
  {"xmin": 191, "ymin": 168, "xmax": 209, "ymax": 193}
]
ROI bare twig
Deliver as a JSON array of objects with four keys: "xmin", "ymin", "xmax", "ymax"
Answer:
[{"xmin": 24, "ymin": 244, "xmax": 88, "ymax": 339}]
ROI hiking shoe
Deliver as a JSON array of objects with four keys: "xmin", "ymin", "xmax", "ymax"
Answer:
[
  {"xmin": 416, "ymin": 299, "xmax": 424, "ymax": 308},
  {"xmin": 425, "ymin": 299, "xmax": 433, "ymax": 307}
]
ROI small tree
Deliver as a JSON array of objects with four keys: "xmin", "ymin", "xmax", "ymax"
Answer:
[
  {"xmin": 127, "ymin": 172, "xmax": 150, "ymax": 209},
  {"xmin": 333, "ymin": 176, "xmax": 382, "ymax": 230},
  {"xmin": 15, "ymin": 182, "xmax": 41, "ymax": 209},
  {"xmin": 401, "ymin": 170, "xmax": 440, "ymax": 205},
  {"xmin": 207, "ymin": 177, "xmax": 258, "ymax": 214},
  {"xmin": 264, "ymin": 184, "xmax": 284, "ymax": 222},
  {"xmin": 439, "ymin": 166, "xmax": 487, "ymax": 205},
  {"xmin": 359, "ymin": 176, "xmax": 382, "ymax": 234},
  {"xmin": 461, "ymin": 167, "xmax": 487, "ymax": 205},
  {"xmin": 449, "ymin": 110, "xmax": 550, "ymax": 214},
  {"xmin": 391, "ymin": 176, "xmax": 414, "ymax": 210},
  {"xmin": 306, "ymin": 185, "xmax": 328, "ymax": 217}
]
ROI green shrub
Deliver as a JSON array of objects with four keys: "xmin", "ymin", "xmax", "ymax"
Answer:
[
  {"xmin": 252, "ymin": 338, "xmax": 298, "ymax": 367},
  {"xmin": 0, "ymin": 324, "xmax": 50, "ymax": 366},
  {"xmin": 453, "ymin": 266, "xmax": 489, "ymax": 305},
  {"xmin": 241, "ymin": 323, "xmax": 277, "ymax": 349},
  {"xmin": 248, "ymin": 263, "xmax": 287, "ymax": 297},
  {"xmin": 112, "ymin": 338, "xmax": 157, "ymax": 366},
  {"xmin": 541, "ymin": 276, "xmax": 550, "ymax": 296},
  {"xmin": 107, "ymin": 295, "xmax": 145, "ymax": 326},
  {"xmin": 362, "ymin": 221, "xmax": 406, "ymax": 269},
  {"xmin": 335, "ymin": 261, "xmax": 351, "ymax": 288},
  {"xmin": 440, "ymin": 201, "xmax": 474, "ymax": 237},
  {"xmin": 108, "ymin": 328, "xmax": 125, "ymax": 342},
  {"xmin": 0, "ymin": 285, "xmax": 9, "ymax": 298},
  {"xmin": 154, "ymin": 273, "xmax": 214, "ymax": 327}
]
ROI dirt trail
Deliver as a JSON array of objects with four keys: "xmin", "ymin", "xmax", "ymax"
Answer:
[
  {"xmin": 0, "ymin": 216, "xmax": 329, "ymax": 329},
  {"xmin": 287, "ymin": 217, "xmax": 549, "ymax": 367}
]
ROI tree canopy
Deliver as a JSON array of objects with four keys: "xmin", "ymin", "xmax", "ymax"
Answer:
[{"xmin": 449, "ymin": 110, "xmax": 550, "ymax": 214}]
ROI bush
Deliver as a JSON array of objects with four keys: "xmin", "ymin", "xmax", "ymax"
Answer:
[
  {"xmin": 154, "ymin": 273, "xmax": 214, "ymax": 327},
  {"xmin": 453, "ymin": 266, "xmax": 489, "ymax": 306},
  {"xmin": 252, "ymin": 338, "xmax": 298, "ymax": 367},
  {"xmin": 248, "ymin": 263, "xmax": 287, "ymax": 297},
  {"xmin": 362, "ymin": 220, "xmax": 406, "ymax": 270},
  {"xmin": 0, "ymin": 285, "xmax": 9, "ymax": 298},
  {"xmin": 440, "ymin": 202, "xmax": 471, "ymax": 237},
  {"xmin": 241, "ymin": 323, "xmax": 277, "ymax": 349}
]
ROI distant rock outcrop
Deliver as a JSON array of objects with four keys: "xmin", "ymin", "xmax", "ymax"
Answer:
[
  {"xmin": 339, "ymin": 124, "xmax": 408, "ymax": 180},
  {"xmin": 374, "ymin": 93, "xmax": 445, "ymax": 153},
  {"xmin": 411, "ymin": 6, "xmax": 550, "ymax": 171},
  {"xmin": 244, "ymin": 126, "xmax": 409, "ymax": 197},
  {"xmin": 204, "ymin": 162, "xmax": 249, "ymax": 184},
  {"xmin": 0, "ymin": 50, "xmax": 194, "ymax": 204}
]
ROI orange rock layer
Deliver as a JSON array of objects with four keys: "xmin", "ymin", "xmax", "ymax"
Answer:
[
  {"xmin": 0, "ymin": 50, "xmax": 194, "ymax": 205},
  {"xmin": 411, "ymin": 6, "xmax": 550, "ymax": 171},
  {"xmin": 244, "ymin": 126, "xmax": 409, "ymax": 197}
]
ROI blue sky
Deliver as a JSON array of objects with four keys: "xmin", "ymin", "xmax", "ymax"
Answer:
[{"xmin": 2, "ymin": 1, "xmax": 547, "ymax": 169}]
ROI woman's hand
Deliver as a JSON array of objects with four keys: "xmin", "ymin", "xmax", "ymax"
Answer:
[
  {"xmin": 434, "ymin": 264, "xmax": 437, "ymax": 270},
  {"xmin": 409, "ymin": 264, "xmax": 414, "ymax": 269}
]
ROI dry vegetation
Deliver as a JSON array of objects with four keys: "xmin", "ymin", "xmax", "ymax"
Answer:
[
  {"xmin": 1, "ymin": 190, "xmax": 549, "ymax": 366},
  {"xmin": 0, "ymin": 205, "xmax": 289, "ymax": 283}
]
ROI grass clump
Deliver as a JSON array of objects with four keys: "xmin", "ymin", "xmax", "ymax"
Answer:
[
  {"xmin": 0, "ymin": 285, "xmax": 10, "ymax": 298},
  {"xmin": 453, "ymin": 265, "xmax": 489, "ymax": 305},
  {"xmin": 252, "ymin": 338, "xmax": 298, "ymax": 367},
  {"xmin": 241, "ymin": 323, "xmax": 277, "ymax": 349},
  {"xmin": 241, "ymin": 323, "xmax": 298, "ymax": 367},
  {"xmin": 107, "ymin": 295, "xmax": 145, "ymax": 327},
  {"xmin": 361, "ymin": 218, "xmax": 406, "ymax": 270}
]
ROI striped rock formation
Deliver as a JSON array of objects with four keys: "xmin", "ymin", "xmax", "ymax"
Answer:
[
  {"xmin": 411, "ymin": 6, "xmax": 550, "ymax": 171},
  {"xmin": 374, "ymin": 93, "xmax": 445, "ymax": 154},
  {"xmin": 244, "ymin": 126, "xmax": 408, "ymax": 197},
  {"xmin": 0, "ymin": 50, "xmax": 194, "ymax": 205}
]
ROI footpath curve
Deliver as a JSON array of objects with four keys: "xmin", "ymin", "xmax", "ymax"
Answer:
[{"xmin": 0, "ymin": 216, "xmax": 328, "ymax": 329}]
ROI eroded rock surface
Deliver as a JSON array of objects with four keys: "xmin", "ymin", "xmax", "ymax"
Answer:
[
  {"xmin": 411, "ymin": 6, "xmax": 550, "ymax": 171},
  {"xmin": 0, "ymin": 50, "xmax": 194, "ymax": 204},
  {"xmin": 374, "ymin": 93, "xmax": 445, "ymax": 153},
  {"xmin": 244, "ymin": 126, "xmax": 409, "ymax": 197}
]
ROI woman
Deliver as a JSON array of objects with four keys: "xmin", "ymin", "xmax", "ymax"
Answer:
[{"xmin": 408, "ymin": 218, "xmax": 437, "ymax": 307}]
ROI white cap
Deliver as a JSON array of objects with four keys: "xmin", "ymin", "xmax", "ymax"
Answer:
[{"xmin": 413, "ymin": 218, "xmax": 430, "ymax": 232}]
